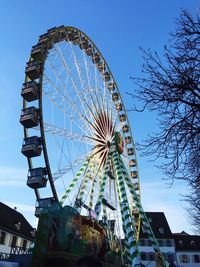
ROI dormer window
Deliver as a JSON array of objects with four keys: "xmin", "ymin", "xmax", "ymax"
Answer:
[
  {"xmin": 159, "ymin": 227, "xmax": 165, "ymax": 234},
  {"xmin": 191, "ymin": 240, "xmax": 195, "ymax": 246},
  {"xmin": 148, "ymin": 217, "xmax": 152, "ymax": 223},
  {"xmin": 179, "ymin": 240, "xmax": 183, "ymax": 246},
  {"xmin": 31, "ymin": 228, "xmax": 36, "ymax": 237},
  {"xmin": 14, "ymin": 221, "xmax": 21, "ymax": 230}
]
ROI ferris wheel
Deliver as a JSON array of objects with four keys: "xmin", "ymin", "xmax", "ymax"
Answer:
[{"xmin": 20, "ymin": 26, "xmax": 168, "ymax": 267}]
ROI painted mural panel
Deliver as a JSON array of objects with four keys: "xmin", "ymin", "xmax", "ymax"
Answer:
[{"xmin": 32, "ymin": 203, "xmax": 122, "ymax": 267}]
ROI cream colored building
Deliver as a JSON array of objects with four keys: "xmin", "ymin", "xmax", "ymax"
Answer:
[{"xmin": 0, "ymin": 202, "xmax": 34, "ymax": 258}]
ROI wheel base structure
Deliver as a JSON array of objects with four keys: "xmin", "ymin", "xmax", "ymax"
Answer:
[{"xmin": 32, "ymin": 203, "xmax": 124, "ymax": 267}]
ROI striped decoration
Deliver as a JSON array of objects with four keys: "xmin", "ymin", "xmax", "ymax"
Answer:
[
  {"xmin": 119, "ymin": 156, "xmax": 168, "ymax": 267},
  {"xmin": 78, "ymin": 160, "xmax": 95, "ymax": 204},
  {"xmin": 94, "ymin": 153, "xmax": 112, "ymax": 219},
  {"xmin": 113, "ymin": 150, "xmax": 140, "ymax": 266},
  {"xmin": 102, "ymin": 204, "xmax": 108, "ymax": 228},
  {"xmin": 115, "ymin": 169, "xmax": 132, "ymax": 265},
  {"xmin": 89, "ymin": 178, "xmax": 96, "ymax": 209},
  {"xmin": 59, "ymin": 159, "xmax": 89, "ymax": 206}
]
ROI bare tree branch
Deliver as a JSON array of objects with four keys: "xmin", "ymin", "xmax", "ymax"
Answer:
[{"xmin": 129, "ymin": 9, "xmax": 200, "ymax": 231}]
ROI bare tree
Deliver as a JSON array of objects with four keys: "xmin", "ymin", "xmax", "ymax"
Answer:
[
  {"xmin": 184, "ymin": 177, "xmax": 200, "ymax": 233},
  {"xmin": 130, "ymin": 10, "xmax": 200, "ymax": 230}
]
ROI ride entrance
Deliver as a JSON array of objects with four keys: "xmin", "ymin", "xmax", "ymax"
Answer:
[{"xmin": 20, "ymin": 26, "xmax": 168, "ymax": 267}]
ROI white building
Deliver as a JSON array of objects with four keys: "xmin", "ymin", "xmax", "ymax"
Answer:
[
  {"xmin": 173, "ymin": 231, "xmax": 200, "ymax": 267},
  {"xmin": 0, "ymin": 202, "xmax": 34, "ymax": 259},
  {"xmin": 139, "ymin": 212, "xmax": 176, "ymax": 267}
]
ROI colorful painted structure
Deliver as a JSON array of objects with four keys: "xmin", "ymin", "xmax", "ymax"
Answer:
[{"xmin": 32, "ymin": 203, "xmax": 122, "ymax": 267}]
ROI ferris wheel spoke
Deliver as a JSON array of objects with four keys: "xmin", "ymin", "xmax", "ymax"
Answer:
[
  {"xmin": 91, "ymin": 92, "xmax": 114, "ymax": 141},
  {"xmin": 52, "ymin": 152, "xmax": 90, "ymax": 181},
  {"xmin": 57, "ymin": 134, "xmax": 66, "ymax": 172},
  {"xmin": 43, "ymin": 87, "xmax": 90, "ymax": 138},
  {"xmin": 53, "ymin": 43, "xmax": 94, "ymax": 127},
  {"xmin": 81, "ymin": 97, "xmax": 110, "ymax": 142},
  {"xmin": 94, "ymin": 62, "xmax": 98, "ymax": 95},
  {"xmin": 99, "ymin": 149, "xmax": 110, "ymax": 170},
  {"xmin": 81, "ymin": 47, "xmax": 92, "ymax": 93},
  {"xmin": 88, "ymin": 178, "xmax": 96, "ymax": 209},
  {"xmin": 95, "ymin": 90, "xmax": 104, "ymax": 113},
  {"xmin": 43, "ymin": 73, "xmax": 93, "ymax": 137},
  {"xmin": 67, "ymin": 42, "xmax": 104, "ymax": 128},
  {"xmin": 81, "ymin": 55, "xmax": 112, "ymax": 127},
  {"xmin": 79, "ymin": 49, "xmax": 105, "ymax": 114},
  {"xmin": 69, "ymin": 41, "xmax": 86, "ymax": 92},
  {"xmin": 94, "ymin": 153, "xmax": 112, "ymax": 218},
  {"xmin": 42, "ymin": 85, "xmax": 66, "ymax": 115},
  {"xmin": 85, "ymin": 160, "xmax": 102, "ymax": 210},
  {"xmin": 88, "ymin": 89, "xmax": 111, "ymax": 138},
  {"xmin": 79, "ymin": 50, "xmax": 107, "ymax": 118},
  {"xmin": 44, "ymin": 68, "xmax": 93, "ymax": 139},
  {"xmin": 78, "ymin": 159, "xmax": 97, "ymax": 203},
  {"xmin": 53, "ymin": 135, "xmax": 73, "ymax": 172},
  {"xmin": 37, "ymin": 122, "xmax": 94, "ymax": 145},
  {"xmin": 52, "ymin": 129, "xmax": 93, "ymax": 178},
  {"xmin": 108, "ymin": 101, "xmax": 115, "ymax": 141},
  {"xmin": 59, "ymin": 158, "xmax": 90, "ymax": 205},
  {"xmin": 100, "ymin": 95, "xmax": 109, "ymax": 135}
]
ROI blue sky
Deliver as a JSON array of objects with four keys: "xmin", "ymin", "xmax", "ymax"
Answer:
[{"xmin": 0, "ymin": 0, "xmax": 198, "ymax": 233}]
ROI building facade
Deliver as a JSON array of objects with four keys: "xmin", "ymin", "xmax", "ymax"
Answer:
[
  {"xmin": 173, "ymin": 232, "xmax": 200, "ymax": 267},
  {"xmin": 139, "ymin": 212, "xmax": 176, "ymax": 267},
  {"xmin": 0, "ymin": 202, "xmax": 34, "ymax": 259}
]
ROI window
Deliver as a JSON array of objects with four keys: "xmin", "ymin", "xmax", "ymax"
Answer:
[
  {"xmin": 22, "ymin": 240, "xmax": 27, "ymax": 251},
  {"xmin": 149, "ymin": 253, "xmax": 155, "ymax": 261},
  {"xmin": 0, "ymin": 231, "xmax": 6, "ymax": 244},
  {"xmin": 167, "ymin": 253, "xmax": 176, "ymax": 262},
  {"xmin": 145, "ymin": 239, "xmax": 151, "ymax": 246},
  {"xmin": 165, "ymin": 239, "xmax": 172, "ymax": 246},
  {"xmin": 159, "ymin": 227, "xmax": 165, "ymax": 234},
  {"xmin": 11, "ymin": 235, "xmax": 17, "ymax": 247},
  {"xmin": 180, "ymin": 254, "xmax": 189, "ymax": 263},
  {"xmin": 14, "ymin": 222, "xmax": 21, "ymax": 231},
  {"xmin": 158, "ymin": 239, "xmax": 164, "ymax": 247},
  {"xmin": 139, "ymin": 239, "xmax": 150, "ymax": 246},
  {"xmin": 148, "ymin": 217, "xmax": 152, "ymax": 223},
  {"xmin": 162, "ymin": 253, "xmax": 167, "ymax": 260},
  {"xmin": 194, "ymin": 254, "xmax": 200, "ymax": 263},
  {"xmin": 178, "ymin": 240, "xmax": 183, "ymax": 246},
  {"xmin": 141, "ymin": 252, "xmax": 146, "ymax": 260},
  {"xmin": 191, "ymin": 240, "xmax": 195, "ymax": 246},
  {"xmin": 139, "ymin": 239, "xmax": 146, "ymax": 246}
]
